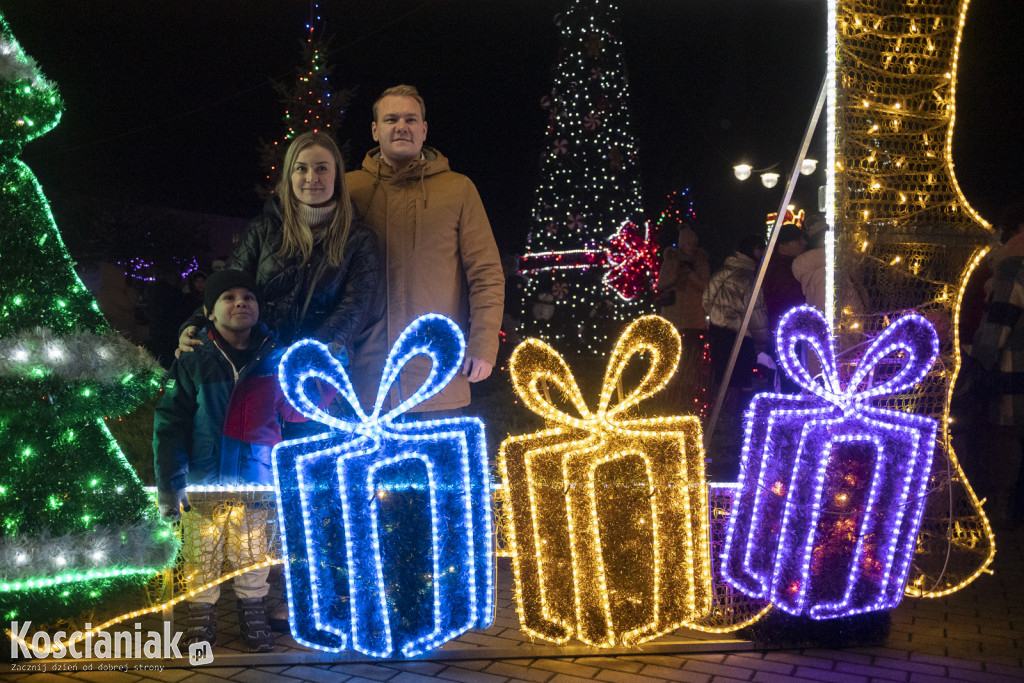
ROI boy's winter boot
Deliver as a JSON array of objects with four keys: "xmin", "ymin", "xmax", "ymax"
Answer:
[
  {"xmin": 182, "ymin": 602, "xmax": 217, "ymax": 648},
  {"xmin": 237, "ymin": 596, "xmax": 275, "ymax": 652},
  {"xmin": 268, "ymin": 602, "xmax": 290, "ymax": 632}
]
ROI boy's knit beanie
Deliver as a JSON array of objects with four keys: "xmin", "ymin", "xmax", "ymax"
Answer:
[{"xmin": 203, "ymin": 269, "xmax": 260, "ymax": 314}]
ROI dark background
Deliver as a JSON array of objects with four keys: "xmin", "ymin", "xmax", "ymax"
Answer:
[{"xmin": 4, "ymin": 0, "xmax": 1022, "ymax": 265}]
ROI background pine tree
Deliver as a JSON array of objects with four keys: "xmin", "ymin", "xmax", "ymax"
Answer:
[{"xmin": 256, "ymin": 21, "xmax": 355, "ymax": 199}]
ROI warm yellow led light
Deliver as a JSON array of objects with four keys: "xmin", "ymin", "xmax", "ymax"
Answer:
[
  {"xmin": 499, "ymin": 315, "xmax": 711, "ymax": 646},
  {"xmin": 906, "ymin": 243, "xmax": 997, "ymax": 598},
  {"xmin": 5, "ymin": 560, "xmax": 283, "ymax": 656},
  {"xmin": 832, "ymin": 0, "xmax": 995, "ymax": 597}
]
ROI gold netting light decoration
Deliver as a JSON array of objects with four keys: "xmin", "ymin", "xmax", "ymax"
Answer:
[
  {"xmin": 832, "ymin": 0, "xmax": 995, "ymax": 596},
  {"xmin": 173, "ymin": 491, "xmax": 277, "ymax": 599},
  {"xmin": 492, "ymin": 484, "xmax": 515, "ymax": 558},
  {"xmin": 684, "ymin": 483, "xmax": 771, "ymax": 634},
  {"xmin": 499, "ymin": 315, "xmax": 712, "ymax": 647},
  {"xmin": 135, "ymin": 488, "xmax": 283, "ymax": 627}
]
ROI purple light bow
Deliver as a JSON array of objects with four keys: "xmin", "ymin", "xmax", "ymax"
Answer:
[{"xmin": 773, "ymin": 306, "xmax": 939, "ymax": 413}]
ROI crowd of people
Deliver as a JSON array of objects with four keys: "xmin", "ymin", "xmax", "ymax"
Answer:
[
  {"xmin": 959, "ymin": 202, "xmax": 1024, "ymax": 531},
  {"xmin": 653, "ymin": 206, "xmax": 1023, "ymax": 533},
  {"xmin": 656, "ymin": 217, "xmax": 827, "ymax": 433}
]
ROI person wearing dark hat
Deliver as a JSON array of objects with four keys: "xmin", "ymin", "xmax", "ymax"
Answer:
[
  {"xmin": 762, "ymin": 223, "xmax": 808, "ymax": 393},
  {"xmin": 762, "ymin": 223, "xmax": 808, "ymax": 337},
  {"xmin": 154, "ymin": 269, "xmax": 318, "ymax": 654}
]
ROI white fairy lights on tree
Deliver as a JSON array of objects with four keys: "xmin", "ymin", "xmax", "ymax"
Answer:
[{"xmin": 519, "ymin": 0, "xmax": 652, "ymax": 353}]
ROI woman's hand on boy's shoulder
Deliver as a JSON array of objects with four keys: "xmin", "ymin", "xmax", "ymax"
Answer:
[
  {"xmin": 157, "ymin": 489, "xmax": 190, "ymax": 520},
  {"xmin": 177, "ymin": 326, "xmax": 203, "ymax": 357}
]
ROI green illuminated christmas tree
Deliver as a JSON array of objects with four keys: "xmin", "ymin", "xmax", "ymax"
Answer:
[
  {"xmin": 0, "ymin": 12, "xmax": 176, "ymax": 625},
  {"xmin": 519, "ymin": 0, "xmax": 654, "ymax": 353},
  {"xmin": 257, "ymin": 19, "xmax": 354, "ymax": 197}
]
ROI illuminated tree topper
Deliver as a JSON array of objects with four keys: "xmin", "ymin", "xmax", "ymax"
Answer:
[
  {"xmin": 272, "ymin": 313, "xmax": 493, "ymax": 657},
  {"xmin": 722, "ymin": 305, "xmax": 941, "ymax": 619}
]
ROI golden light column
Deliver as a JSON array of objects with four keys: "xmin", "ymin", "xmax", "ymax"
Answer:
[{"xmin": 831, "ymin": 0, "xmax": 995, "ymax": 596}]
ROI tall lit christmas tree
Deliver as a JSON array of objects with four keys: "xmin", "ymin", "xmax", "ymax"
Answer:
[
  {"xmin": 257, "ymin": 4, "xmax": 354, "ymax": 196},
  {"xmin": 0, "ymin": 12, "xmax": 175, "ymax": 625},
  {"xmin": 519, "ymin": 0, "xmax": 653, "ymax": 353}
]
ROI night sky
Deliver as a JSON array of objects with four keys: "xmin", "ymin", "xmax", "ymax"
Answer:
[{"xmin": 4, "ymin": 0, "xmax": 1023, "ymax": 264}]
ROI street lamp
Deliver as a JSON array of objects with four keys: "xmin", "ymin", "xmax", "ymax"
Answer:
[{"xmin": 735, "ymin": 158, "xmax": 819, "ymax": 183}]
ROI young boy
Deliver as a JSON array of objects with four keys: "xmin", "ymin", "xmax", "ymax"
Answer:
[{"xmin": 154, "ymin": 269, "xmax": 298, "ymax": 653}]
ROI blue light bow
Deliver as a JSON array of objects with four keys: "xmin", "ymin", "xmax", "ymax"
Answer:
[
  {"xmin": 278, "ymin": 313, "xmax": 465, "ymax": 430},
  {"xmin": 271, "ymin": 313, "xmax": 493, "ymax": 656},
  {"xmin": 722, "ymin": 305, "xmax": 940, "ymax": 619}
]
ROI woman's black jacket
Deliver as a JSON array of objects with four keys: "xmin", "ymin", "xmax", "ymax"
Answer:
[{"xmin": 184, "ymin": 199, "xmax": 384, "ymax": 351}]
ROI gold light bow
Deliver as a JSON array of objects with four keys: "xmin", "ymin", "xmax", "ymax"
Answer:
[{"xmin": 499, "ymin": 315, "xmax": 711, "ymax": 647}]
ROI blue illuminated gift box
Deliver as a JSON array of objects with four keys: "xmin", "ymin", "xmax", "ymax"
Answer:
[
  {"xmin": 271, "ymin": 314, "xmax": 494, "ymax": 657},
  {"xmin": 721, "ymin": 306, "xmax": 939, "ymax": 619}
]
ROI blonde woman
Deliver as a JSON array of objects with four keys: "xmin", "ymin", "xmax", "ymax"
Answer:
[
  {"xmin": 173, "ymin": 132, "xmax": 382, "ymax": 636},
  {"xmin": 179, "ymin": 132, "xmax": 382, "ymax": 361}
]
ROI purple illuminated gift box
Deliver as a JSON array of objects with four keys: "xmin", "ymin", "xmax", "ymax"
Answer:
[{"xmin": 721, "ymin": 306, "xmax": 939, "ymax": 619}]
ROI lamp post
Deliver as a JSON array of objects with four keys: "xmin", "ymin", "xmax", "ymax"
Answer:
[{"xmin": 732, "ymin": 163, "xmax": 752, "ymax": 181}]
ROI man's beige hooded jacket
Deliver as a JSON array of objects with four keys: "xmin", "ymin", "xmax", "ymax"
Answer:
[{"xmin": 347, "ymin": 146, "xmax": 504, "ymax": 412}]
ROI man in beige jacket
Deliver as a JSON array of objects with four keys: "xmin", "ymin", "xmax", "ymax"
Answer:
[{"xmin": 347, "ymin": 85, "xmax": 504, "ymax": 414}]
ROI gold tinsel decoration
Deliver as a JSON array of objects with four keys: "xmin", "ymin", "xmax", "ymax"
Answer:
[{"xmin": 500, "ymin": 315, "xmax": 714, "ymax": 646}]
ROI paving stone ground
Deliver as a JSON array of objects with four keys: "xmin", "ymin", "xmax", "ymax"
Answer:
[{"xmin": 4, "ymin": 522, "xmax": 1022, "ymax": 682}]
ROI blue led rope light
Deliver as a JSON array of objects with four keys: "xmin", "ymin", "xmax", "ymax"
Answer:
[
  {"xmin": 271, "ymin": 313, "xmax": 494, "ymax": 656},
  {"xmin": 721, "ymin": 305, "xmax": 939, "ymax": 618}
]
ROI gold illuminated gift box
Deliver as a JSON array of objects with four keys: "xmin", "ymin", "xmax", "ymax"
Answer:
[{"xmin": 499, "ymin": 315, "xmax": 711, "ymax": 647}]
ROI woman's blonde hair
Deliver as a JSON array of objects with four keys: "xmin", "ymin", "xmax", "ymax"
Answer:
[{"xmin": 275, "ymin": 132, "xmax": 353, "ymax": 268}]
